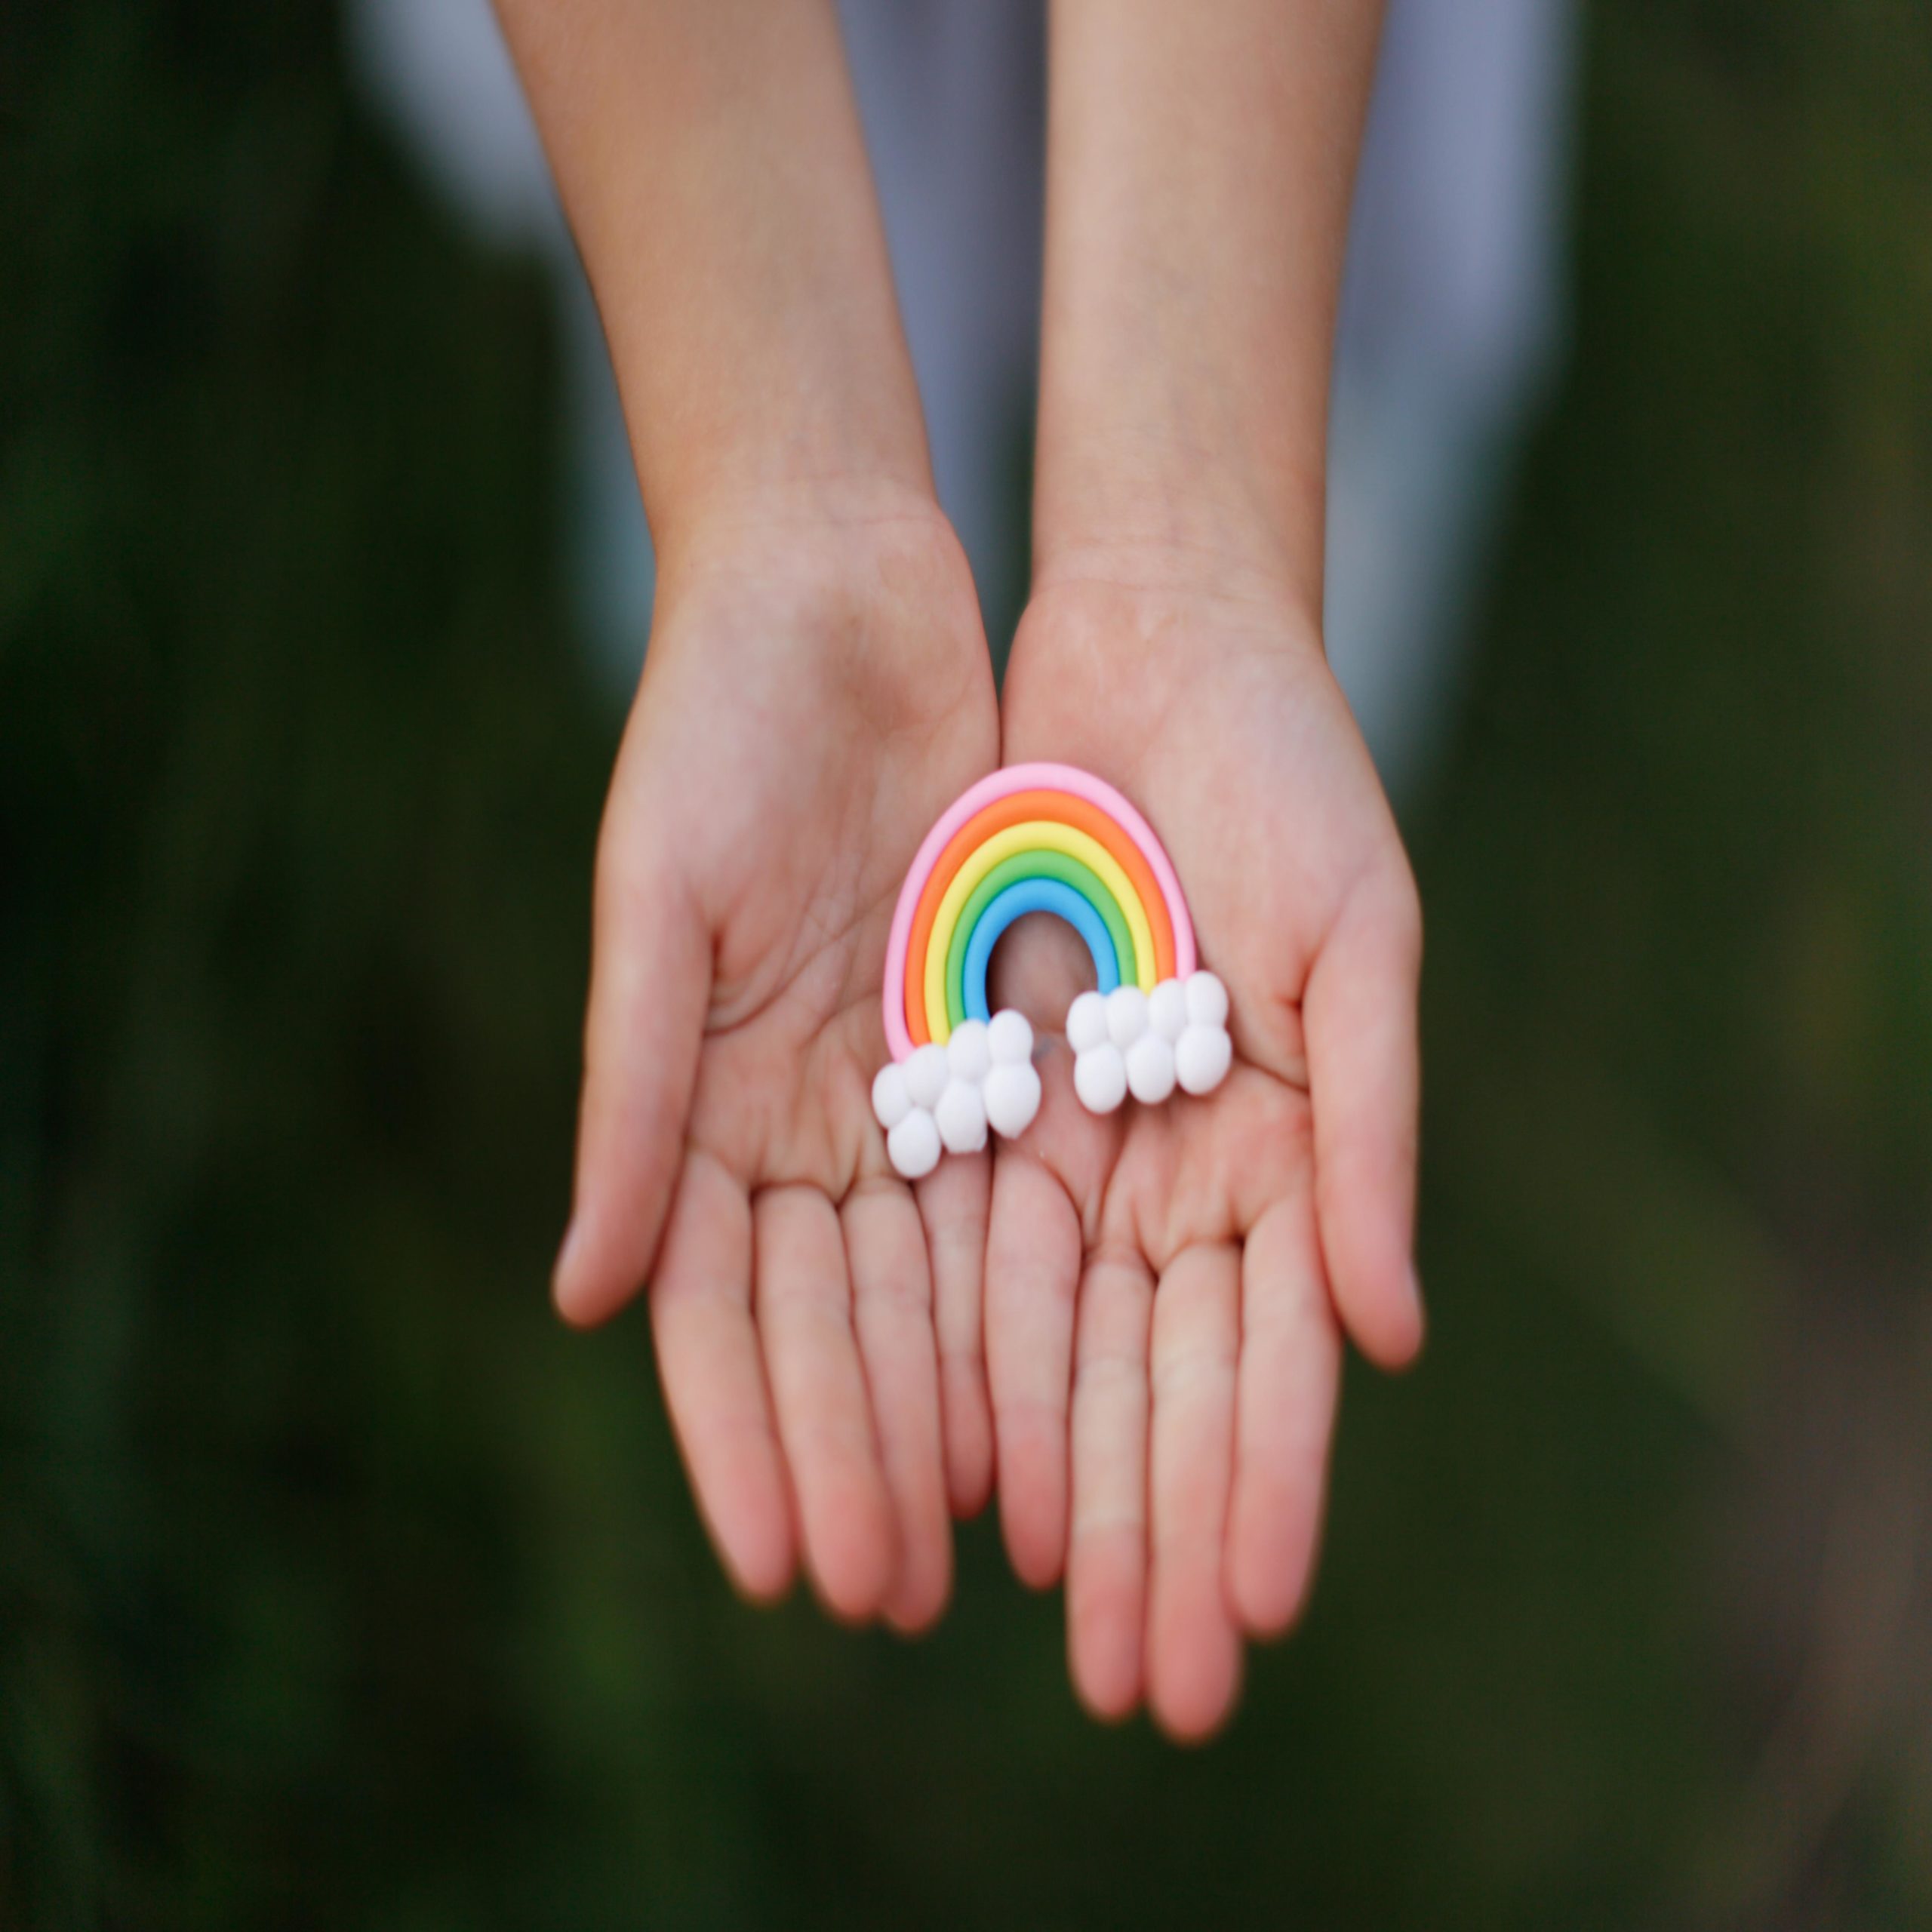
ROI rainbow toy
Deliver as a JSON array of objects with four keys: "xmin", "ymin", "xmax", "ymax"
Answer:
[{"xmin": 871, "ymin": 763, "xmax": 1234, "ymax": 1179}]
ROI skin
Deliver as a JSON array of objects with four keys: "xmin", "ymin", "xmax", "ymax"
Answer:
[
  {"xmin": 497, "ymin": 0, "xmax": 1003, "ymax": 1628},
  {"xmin": 993, "ymin": 569, "xmax": 1421, "ymax": 1737},
  {"xmin": 500, "ymin": 0, "xmax": 1425, "ymax": 1733},
  {"xmin": 571, "ymin": 491, "xmax": 998, "ymax": 1629},
  {"xmin": 981, "ymin": 0, "xmax": 1423, "ymax": 1741}
]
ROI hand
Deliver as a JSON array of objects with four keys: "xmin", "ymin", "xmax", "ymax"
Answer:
[
  {"xmin": 985, "ymin": 558, "xmax": 1424, "ymax": 1737},
  {"xmin": 553, "ymin": 488, "xmax": 1000, "ymax": 1632}
]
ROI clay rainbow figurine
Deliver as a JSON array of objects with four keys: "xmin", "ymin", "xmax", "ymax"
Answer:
[{"xmin": 871, "ymin": 762, "xmax": 1233, "ymax": 1180}]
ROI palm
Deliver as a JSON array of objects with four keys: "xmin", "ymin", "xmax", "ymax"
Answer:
[
  {"xmin": 556, "ymin": 509, "xmax": 1000, "ymax": 1631},
  {"xmin": 987, "ymin": 574, "xmax": 1423, "ymax": 1737}
]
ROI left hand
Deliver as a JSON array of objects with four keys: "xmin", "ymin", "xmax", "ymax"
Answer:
[{"xmin": 983, "ymin": 558, "xmax": 1425, "ymax": 1739}]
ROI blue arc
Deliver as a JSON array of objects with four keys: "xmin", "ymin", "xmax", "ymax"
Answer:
[{"xmin": 961, "ymin": 878, "xmax": 1121, "ymax": 1023}]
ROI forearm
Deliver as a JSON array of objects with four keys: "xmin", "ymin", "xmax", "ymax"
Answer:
[
  {"xmin": 495, "ymin": 0, "xmax": 931, "ymax": 560},
  {"xmin": 1034, "ymin": 0, "xmax": 1383, "ymax": 610}
]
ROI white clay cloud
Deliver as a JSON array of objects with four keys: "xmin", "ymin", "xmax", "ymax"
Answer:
[
  {"xmin": 874, "ymin": 1009, "xmax": 1041, "ymax": 1180},
  {"xmin": 1068, "ymin": 971, "xmax": 1232, "ymax": 1117},
  {"xmin": 875, "ymin": 972, "xmax": 1231, "ymax": 1180}
]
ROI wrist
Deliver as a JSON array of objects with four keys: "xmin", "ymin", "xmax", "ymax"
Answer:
[
  {"xmin": 1009, "ymin": 549, "xmax": 1327, "ymax": 724},
  {"xmin": 1028, "ymin": 481, "xmax": 1325, "ymax": 644},
  {"xmin": 648, "ymin": 481, "xmax": 992, "ymax": 693},
  {"xmin": 630, "ymin": 377, "xmax": 937, "ymax": 571},
  {"xmin": 654, "ymin": 472, "xmax": 955, "ymax": 580},
  {"xmin": 1030, "ymin": 390, "xmax": 1330, "ymax": 618}
]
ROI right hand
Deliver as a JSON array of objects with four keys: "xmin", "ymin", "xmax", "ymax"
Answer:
[{"xmin": 553, "ymin": 485, "xmax": 1000, "ymax": 1633}]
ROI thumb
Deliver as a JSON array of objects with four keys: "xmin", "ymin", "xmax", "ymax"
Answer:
[
  {"xmin": 553, "ymin": 827, "xmax": 711, "ymax": 1328},
  {"xmin": 1303, "ymin": 875, "xmax": 1426, "ymax": 1370}
]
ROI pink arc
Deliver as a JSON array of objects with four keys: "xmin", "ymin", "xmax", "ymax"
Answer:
[{"xmin": 882, "ymin": 762, "xmax": 1197, "ymax": 1061}]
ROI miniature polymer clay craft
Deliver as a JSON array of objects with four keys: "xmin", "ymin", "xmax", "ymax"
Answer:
[{"xmin": 872, "ymin": 762, "xmax": 1232, "ymax": 1179}]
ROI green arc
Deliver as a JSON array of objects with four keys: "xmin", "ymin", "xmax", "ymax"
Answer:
[{"xmin": 944, "ymin": 848, "xmax": 1136, "ymax": 1029}]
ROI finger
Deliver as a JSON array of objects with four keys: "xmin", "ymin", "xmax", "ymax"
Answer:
[
  {"xmin": 1066, "ymin": 1251, "xmax": 1155, "ymax": 1722},
  {"xmin": 843, "ymin": 1181, "xmax": 952, "ymax": 1633},
  {"xmin": 554, "ymin": 818, "xmax": 711, "ymax": 1328},
  {"xmin": 1303, "ymin": 877, "xmax": 1426, "ymax": 1368},
  {"xmin": 916, "ymin": 1151, "xmax": 995, "ymax": 1517},
  {"xmin": 1226, "ymin": 1195, "xmax": 1342, "ymax": 1636},
  {"xmin": 649, "ymin": 1149, "xmax": 795, "ymax": 1601},
  {"xmin": 983, "ymin": 1149, "xmax": 1083, "ymax": 1588},
  {"xmin": 753, "ymin": 1185, "xmax": 897, "ymax": 1623},
  {"xmin": 1146, "ymin": 1242, "xmax": 1243, "ymax": 1744}
]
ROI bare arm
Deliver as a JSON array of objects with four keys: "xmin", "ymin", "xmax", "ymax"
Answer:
[
  {"xmin": 494, "ymin": 1, "xmax": 1001, "ymax": 1629},
  {"xmin": 1034, "ymin": 0, "xmax": 1383, "ymax": 604},
  {"xmin": 991, "ymin": 3, "xmax": 1418, "ymax": 1738},
  {"xmin": 494, "ymin": 0, "xmax": 932, "ymax": 552}
]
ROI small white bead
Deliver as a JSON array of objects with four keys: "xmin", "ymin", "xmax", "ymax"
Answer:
[
  {"xmin": 1148, "ymin": 979, "xmax": 1189, "ymax": 1044},
  {"xmin": 887, "ymin": 1107, "xmax": 943, "ymax": 1179},
  {"xmin": 1125, "ymin": 1032, "xmax": 1178, "ymax": 1106},
  {"xmin": 1105, "ymin": 985, "xmax": 1149, "ymax": 1047},
  {"xmin": 983, "ymin": 1061, "xmax": 1042, "ymax": 1139},
  {"xmin": 946, "ymin": 1018, "xmax": 991, "ymax": 1084},
  {"xmin": 906, "ymin": 1041, "xmax": 950, "ymax": 1111},
  {"xmin": 986, "ymin": 1008, "xmax": 1035, "ymax": 1066},
  {"xmin": 1073, "ymin": 1042, "xmax": 1128, "ymax": 1115},
  {"xmin": 1175, "ymin": 1023, "xmax": 1232, "ymax": 1096},
  {"xmin": 1184, "ymin": 970, "xmax": 1229, "ymax": 1029},
  {"xmin": 871, "ymin": 1061, "xmax": 912, "ymax": 1131},
  {"xmin": 1065, "ymin": 989, "xmax": 1109, "ymax": 1054},
  {"xmin": 934, "ymin": 1078, "xmax": 989, "ymax": 1155}
]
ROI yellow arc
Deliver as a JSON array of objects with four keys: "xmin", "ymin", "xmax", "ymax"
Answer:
[{"xmin": 924, "ymin": 820, "xmax": 1158, "ymax": 1042}]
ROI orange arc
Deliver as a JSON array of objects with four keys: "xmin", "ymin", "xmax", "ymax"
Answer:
[{"xmin": 903, "ymin": 789, "xmax": 1178, "ymax": 1046}]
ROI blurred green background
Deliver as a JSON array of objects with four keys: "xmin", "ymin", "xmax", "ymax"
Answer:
[{"xmin": 5, "ymin": 3, "xmax": 1931, "ymax": 1926}]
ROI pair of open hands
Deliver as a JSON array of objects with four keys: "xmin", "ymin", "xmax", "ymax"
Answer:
[{"xmin": 552, "ymin": 489, "xmax": 1423, "ymax": 1742}]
